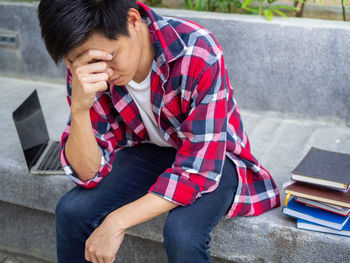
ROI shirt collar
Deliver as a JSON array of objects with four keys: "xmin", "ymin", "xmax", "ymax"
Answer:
[{"xmin": 137, "ymin": 1, "xmax": 187, "ymax": 65}]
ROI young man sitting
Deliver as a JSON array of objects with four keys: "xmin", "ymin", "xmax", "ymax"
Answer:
[{"xmin": 38, "ymin": 1, "xmax": 280, "ymax": 262}]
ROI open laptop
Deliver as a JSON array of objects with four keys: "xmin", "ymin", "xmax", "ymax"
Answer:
[{"xmin": 12, "ymin": 89, "xmax": 65, "ymax": 175}]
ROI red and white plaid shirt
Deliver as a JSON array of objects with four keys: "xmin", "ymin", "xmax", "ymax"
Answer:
[{"xmin": 59, "ymin": 1, "xmax": 280, "ymax": 218}]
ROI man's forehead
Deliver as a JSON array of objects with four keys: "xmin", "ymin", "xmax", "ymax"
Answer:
[{"xmin": 66, "ymin": 34, "xmax": 118, "ymax": 62}]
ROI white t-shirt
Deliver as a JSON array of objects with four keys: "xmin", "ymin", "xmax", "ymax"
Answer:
[{"xmin": 125, "ymin": 69, "xmax": 171, "ymax": 147}]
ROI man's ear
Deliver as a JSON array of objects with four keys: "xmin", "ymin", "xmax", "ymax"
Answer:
[
  {"xmin": 127, "ymin": 8, "xmax": 142, "ymax": 31},
  {"xmin": 63, "ymin": 56, "xmax": 72, "ymax": 71}
]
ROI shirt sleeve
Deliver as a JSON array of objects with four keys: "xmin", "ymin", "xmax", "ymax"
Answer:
[
  {"xmin": 148, "ymin": 51, "xmax": 229, "ymax": 206},
  {"xmin": 59, "ymin": 67, "xmax": 118, "ymax": 189}
]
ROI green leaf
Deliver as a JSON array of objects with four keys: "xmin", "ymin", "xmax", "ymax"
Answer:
[
  {"xmin": 243, "ymin": 6, "xmax": 260, "ymax": 12},
  {"xmin": 242, "ymin": 0, "xmax": 255, "ymax": 8},
  {"xmin": 199, "ymin": 0, "xmax": 206, "ymax": 10},
  {"xmin": 195, "ymin": 0, "xmax": 200, "ymax": 10},
  {"xmin": 208, "ymin": 0, "xmax": 215, "ymax": 11},
  {"xmin": 271, "ymin": 8, "xmax": 288, "ymax": 17},
  {"xmin": 264, "ymin": 9, "xmax": 274, "ymax": 20},
  {"xmin": 186, "ymin": 0, "xmax": 194, "ymax": 9},
  {"xmin": 233, "ymin": 0, "xmax": 242, "ymax": 8},
  {"xmin": 194, "ymin": 0, "xmax": 206, "ymax": 10}
]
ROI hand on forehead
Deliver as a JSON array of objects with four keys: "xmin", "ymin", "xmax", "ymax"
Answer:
[
  {"xmin": 66, "ymin": 49, "xmax": 113, "ymax": 66},
  {"xmin": 65, "ymin": 33, "xmax": 118, "ymax": 65}
]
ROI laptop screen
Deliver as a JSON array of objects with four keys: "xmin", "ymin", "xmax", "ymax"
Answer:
[{"xmin": 12, "ymin": 90, "xmax": 50, "ymax": 169}]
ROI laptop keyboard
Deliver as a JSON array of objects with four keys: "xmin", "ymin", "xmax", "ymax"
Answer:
[{"xmin": 38, "ymin": 141, "xmax": 63, "ymax": 171}]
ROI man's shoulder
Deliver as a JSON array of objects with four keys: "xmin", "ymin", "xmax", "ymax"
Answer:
[{"xmin": 162, "ymin": 15, "xmax": 223, "ymax": 55}]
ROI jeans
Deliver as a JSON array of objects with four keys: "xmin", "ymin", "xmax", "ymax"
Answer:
[{"xmin": 55, "ymin": 143, "xmax": 238, "ymax": 263}]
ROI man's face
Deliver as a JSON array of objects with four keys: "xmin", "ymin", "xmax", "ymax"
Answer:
[{"xmin": 66, "ymin": 24, "xmax": 143, "ymax": 87}]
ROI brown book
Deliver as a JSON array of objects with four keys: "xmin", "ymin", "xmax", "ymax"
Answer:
[{"xmin": 285, "ymin": 181, "xmax": 350, "ymax": 208}]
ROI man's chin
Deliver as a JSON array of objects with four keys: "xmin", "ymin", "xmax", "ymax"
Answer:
[{"xmin": 109, "ymin": 76, "xmax": 122, "ymax": 86}]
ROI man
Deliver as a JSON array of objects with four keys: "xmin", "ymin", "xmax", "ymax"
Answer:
[{"xmin": 38, "ymin": 1, "xmax": 280, "ymax": 262}]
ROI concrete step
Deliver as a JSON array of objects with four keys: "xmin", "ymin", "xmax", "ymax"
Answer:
[
  {"xmin": 0, "ymin": 248, "xmax": 52, "ymax": 263},
  {"xmin": 0, "ymin": 202, "xmax": 233, "ymax": 263},
  {"xmin": 0, "ymin": 76, "xmax": 349, "ymax": 263}
]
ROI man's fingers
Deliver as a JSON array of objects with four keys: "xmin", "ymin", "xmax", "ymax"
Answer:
[
  {"xmin": 92, "ymin": 81, "xmax": 109, "ymax": 93},
  {"xmin": 77, "ymin": 81, "xmax": 108, "ymax": 95},
  {"xmin": 67, "ymin": 49, "xmax": 113, "ymax": 112},
  {"xmin": 81, "ymin": 72, "xmax": 110, "ymax": 84},
  {"xmin": 84, "ymin": 247, "xmax": 91, "ymax": 262},
  {"xmin": 75, "ymin": 49, "xmax": 112, "ymax": 66},
  {"xmin": 90, "ymin": 254, "xmax": 99, "ymax": 263},
  {"xmin": 96, "ymin": 255, "xmax": 105, "ymax": 263},
  {"xmin": 85, "ymin": 247, "xmax": 100, "ymax": 263},
  {"xmin": 75, "ymin": 61, "xmax": 112, "ymax": 76}
]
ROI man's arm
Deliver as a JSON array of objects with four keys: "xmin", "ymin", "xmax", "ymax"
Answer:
[
  {"xmin": 108, "ymin": 192, "xmax": 180, "ymax": 231},
  {"xmin": 63, "ymin": 50, "xmax": 114, "ymax": 182},
  {"xmin": 84, "ymin": 192, "xmax": 180, "ymax": 263},
  {"xmin": 65, "ymin": 109, "xmax": 101, "ymax": 182}
]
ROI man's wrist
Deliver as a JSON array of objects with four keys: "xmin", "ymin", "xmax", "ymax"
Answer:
[
  {"xmin": 70, "ymin": 106, "xmax": 90, "ymax": 117},
  {"xmin": 107, "ymin": 209, "xmax": 129, "ymax": 231},
  {"xmin": 105, "ymin": 193, "xmax": 179, "ymax": 231}
]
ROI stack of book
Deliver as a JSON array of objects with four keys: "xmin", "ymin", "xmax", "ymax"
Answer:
[{"xmin": 282, "ymin": 147, "xmax": 350, "ymax": 237}]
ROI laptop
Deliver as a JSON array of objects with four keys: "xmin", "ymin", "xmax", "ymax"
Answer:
[{"xmin": 12, "ymin": 89, "xmax": 65, "ymax": 175}]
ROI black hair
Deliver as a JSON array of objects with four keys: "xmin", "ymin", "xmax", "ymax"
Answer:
[{"xmin": 38, "ymin": 0, "xmax": 139, "ymax": 64}]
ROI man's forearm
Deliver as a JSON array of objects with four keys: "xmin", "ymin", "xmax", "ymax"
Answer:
[
  {"xmin": 108, "ymin": 192, "xmax": 180, "ymax": 230},
  {"xmin": 65, "ymin": 109, "xmax": 101, "ymax": 182}
]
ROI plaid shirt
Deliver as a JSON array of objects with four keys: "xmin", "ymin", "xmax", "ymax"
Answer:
[{"xmin": 59, "ymin": 1, "xmax": 280, "ymax": 218}]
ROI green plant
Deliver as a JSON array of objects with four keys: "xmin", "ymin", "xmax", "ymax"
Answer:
[
  {"xmin": 185, "ymin": 0, "xmax": 242, "ymax": 11},
  {"xmin": 186, "ymin": 0, "xmax": 204, "ymax": 10},
  {"xmin": 341, "ymin": 0, "xmax": 349, "ymax": 21},
  {"xmin": 185, "ymin": 0, "xmax": 298, "ymax": 20},
  {"xmin": 293, "ymin": 0, "xmax": 306, "ymax": 17},
  {"xmin": 242, "ymin": 0, "xmax": 299, "ymax": 20},
  {"xmin": 210, "ymin": 0, "xmax": 243, "ymax": 12},
  {"xmin": 185, "ymin": 0, "xmax": 349, "ymax": 21},
  {"xmin": 295, "ymin": 0, "xmax": 348, "ymax": 22},
  {"xmin": 314, "ymin": 0, "xmax": 349, "ymax": 22}
]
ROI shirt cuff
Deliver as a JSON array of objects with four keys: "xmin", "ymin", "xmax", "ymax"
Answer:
[
  {"xmin": 147, "ymin": 169, "xmax": 203, "ymax": 206},
  {"xmin": 59, "ymin": 145, "xmax": 109, "ymax": 189}
]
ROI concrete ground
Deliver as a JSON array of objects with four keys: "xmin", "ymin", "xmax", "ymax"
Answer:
[
  {"xmin": 0, "ymin": 249, "xmax": 51, "ymax": 263},
  {"xmin": 0, "ymin": 248, "xmax": 232, "ymax": 263}
]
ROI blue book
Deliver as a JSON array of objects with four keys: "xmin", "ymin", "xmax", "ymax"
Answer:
[
  {"xmin": 282, "ymin": 197, "xmax": 350, "ymax": 230},
  {"xmin": 297, "ymin": 219, "xmax": 350, "ymax": 237}
]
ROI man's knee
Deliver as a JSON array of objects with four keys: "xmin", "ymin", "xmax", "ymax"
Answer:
[
  {"xmin": 55, "ymin": 189, "xmax": 91, "ymax": 227},
  {"xmin": 162, "ymin": 215, "xmax": 210, "ymax": 252}
]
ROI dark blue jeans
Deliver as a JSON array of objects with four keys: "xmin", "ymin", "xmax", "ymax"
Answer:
[{"xmin": 55, "ymin": 143, "xmax": 238, "ymax": 263}]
